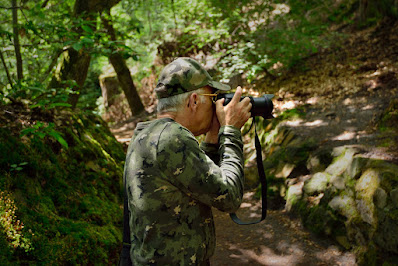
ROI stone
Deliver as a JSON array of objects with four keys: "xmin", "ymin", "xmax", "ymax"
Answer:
[
  {"xmin": 355, "ymin": 169, "xmax": 381, "ymax": 225},
  {"xmin": 285, "ymin": 181, "xmax": 304, "ymax": 212},
  {"xmin": 346, "ymin": 156, "xmax": 368, "ymax": 179},
  {"xmin": 355, "ymin": 169, "xmax": 381, "ymax": 196},
  {"xmin": 304, "ymin": 172, "xmax": 330, "ymax": 195},
  {"xmin": 330, "ymin": 174, "xmax": 345, "ymax": 190},
  {"xmin": 275, "ymin": 162, "xmax": 295, "ymax": 178},
  {"xmin": 329, "ymin": 194, "xmax": 358, "ymax": 219},
  {"xmin": 391, "ymin": 188, "xmax": 398, "ymax": 208},
  {"xmin": 356, "ymin": 199, "xmax": 375, "ymax": 225},
  {"xmin": 374, "ymin": 187, "xmax": 387, "ymax": 209},
  {"xmin": 326, "ymin": 147, "xmax": 357, "ymax": 176}
]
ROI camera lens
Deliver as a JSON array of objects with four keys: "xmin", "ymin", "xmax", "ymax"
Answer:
[
  {"xmin": 251, "ymin": 94, "xmax": 274, "ymax": 119},
  {"xmin": 217, "ymin": 93, "xmax": 274, "ymax": 119}
]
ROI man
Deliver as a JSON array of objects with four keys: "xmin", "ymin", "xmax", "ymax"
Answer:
[{"xmin": 123, "ymin": 57, "xmax": 252, "ymax": 265}]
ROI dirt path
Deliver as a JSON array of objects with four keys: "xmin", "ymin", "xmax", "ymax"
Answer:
[{"xmin": 210, "ymin": 191, "xmax": 356, "ymax": 266}]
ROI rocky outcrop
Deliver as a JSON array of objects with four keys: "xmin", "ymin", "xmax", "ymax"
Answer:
[{"xmin": 255, "ymin": 106, "xmax": 398, "ymax": 264}]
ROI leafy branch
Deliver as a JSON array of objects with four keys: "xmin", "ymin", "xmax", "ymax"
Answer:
[{"xmin": 20, "ymin": 122, "xmax": 69, "ymax": 149}]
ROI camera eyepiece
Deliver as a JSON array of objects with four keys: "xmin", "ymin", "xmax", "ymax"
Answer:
[{"xmin": 217, "ymin": 93, "xmax": 274, "ymax": 119}]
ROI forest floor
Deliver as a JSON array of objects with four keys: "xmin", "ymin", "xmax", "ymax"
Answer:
[{"xmin": 109, "ymin": 19, "xmax": 398, "ymax": 265}]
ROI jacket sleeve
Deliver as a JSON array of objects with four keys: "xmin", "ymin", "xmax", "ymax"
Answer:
[
  {"xmin": 200, "ymin": 142, "xmax": 220, "ymax": 165},
  {"xmin": 157, "ymin": 123, "xmax": 244, "ymax": 213}
]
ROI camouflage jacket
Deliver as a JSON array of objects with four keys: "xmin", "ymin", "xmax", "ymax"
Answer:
[{"xmin": 124, "ymin": 118, "xmax": 244, "ymax": 265}]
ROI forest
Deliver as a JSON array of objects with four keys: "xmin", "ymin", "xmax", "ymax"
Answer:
[{"xmin": 1, "ymin": 0, "xmax": 398, "ymax": 264}]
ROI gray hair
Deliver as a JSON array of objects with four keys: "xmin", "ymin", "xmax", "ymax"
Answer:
[{"xmin": 157, "ymin": 88, "xmax": 207, "ymax": 114}]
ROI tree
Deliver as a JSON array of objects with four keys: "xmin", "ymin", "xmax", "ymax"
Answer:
[
  {"xmin": 101, "ymin": 11, "xmax": 146, "ymax": 116},
  {"xmin": 48, "ymin": 0, "xmax": 120, "ymax": 108},
  {"xmin": 11, "ymin": 0, "xmax": 23, "ymax": 80}
]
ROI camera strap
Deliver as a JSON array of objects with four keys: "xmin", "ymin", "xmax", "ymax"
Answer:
[{"xmin": 229, "ymin": 118, "xmax": 267, "ymax": 225}]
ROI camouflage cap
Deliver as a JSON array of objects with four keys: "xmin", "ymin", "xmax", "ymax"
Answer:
[{"xmin": 155, "ymin": 57, "xmax": 230, "ymax": 98}]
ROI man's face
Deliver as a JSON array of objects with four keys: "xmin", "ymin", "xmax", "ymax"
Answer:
[{"xmin": 191, "ymin": 86, "xmax": 215, "ymax": 136}]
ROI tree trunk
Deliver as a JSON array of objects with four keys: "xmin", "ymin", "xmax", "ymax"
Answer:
[
  {"xmin": 12, "ymin": 0, "xmax": 23, "ymax": 80},
  {"xmin": 0, "ymin": 48, "xmax": 14, "ymax": 89},
  {"xmin": 109, "ymin": 53, "xmax": 146, "ymax": 115},
  {"xmin": 48, "ymin": 0, "xmax": 121, "ymax": 108},
  {"xmin": 101, "ymin": 13, "xmax": 146, "ymax": 116},
  {"xmin": 48, "ymin": 47, "xmax": 91, "ymax": 107}
]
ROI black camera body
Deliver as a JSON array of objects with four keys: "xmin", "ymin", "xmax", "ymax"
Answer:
[{"xmin": 217, "ymin": 93, "xmax": 274, "ymax": 119}]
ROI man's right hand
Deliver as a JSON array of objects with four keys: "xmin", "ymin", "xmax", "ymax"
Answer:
[{"xmin": 215, "ymin": 86, "xmax": 252, "ymax": 129}]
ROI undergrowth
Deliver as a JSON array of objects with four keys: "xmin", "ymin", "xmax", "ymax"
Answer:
[{"xmin": 0, "ymin": 110, "xmax": 125, "ymax": 264}]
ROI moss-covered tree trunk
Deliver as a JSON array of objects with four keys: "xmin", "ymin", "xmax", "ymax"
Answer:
[
  {"xmin": 101, "ymin": 13, "xmax": 146, "ymax": 116},
  {"xmin": 48, "ymin": 0, "xmax": 120, "ymax": 108},
  {"xmin": 48, "ymin": 48, "xmax": 91, "ymax": 108}
]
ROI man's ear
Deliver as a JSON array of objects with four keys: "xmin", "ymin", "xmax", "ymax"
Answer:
[{"xmin": 187, "ymin": 93, "xmax": 199, "ymax": 110}]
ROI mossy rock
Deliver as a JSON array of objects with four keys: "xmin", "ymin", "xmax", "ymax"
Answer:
[
  {"xmin": 326, "ymin": 146, "xmax": 358, "ymax": 177},
  {"xmin": 304, "ymin": 172, "xmax": 331, "ymax": 196},
  {"xmin": 328, "ymin": 194, "xmax": 359, "ymax": 220}
]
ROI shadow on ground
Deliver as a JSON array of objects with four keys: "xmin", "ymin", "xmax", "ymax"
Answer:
[{"xmin": 211, "ymin": 191, "xmax": 357, "ymax": 266}]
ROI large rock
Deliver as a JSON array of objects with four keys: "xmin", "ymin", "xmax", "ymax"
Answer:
[{"xmin": 355, "ymin": 169, "xmax": 380, "ymax": 225}]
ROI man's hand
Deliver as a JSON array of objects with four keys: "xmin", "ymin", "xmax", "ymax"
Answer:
[
  {"xmin": 215, "ymin": 86, "xmax": 252, "ymax": 129},
  {"xmin": 205, "ymin": 110, "xmax": 220, "ymax": 144}
]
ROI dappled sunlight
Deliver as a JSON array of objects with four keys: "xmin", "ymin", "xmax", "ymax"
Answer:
[
  {"xmin": 226, "ymin": 243, "xmax": 302, "ymax": 266},
  {"xmin": 315, "ymin": 245, "xmax": 356, "ymax": 263},
  {"xmin": 212, "ymin": 190, "xmax": 356, "ymax": 265},
  {"xmin": 274, "ymin": 100, "xmax": 298, "ymax": 111},
  {"xmin": 362, "ymin": 104, "xmax": 375, "ymax": 110},
  {"xmin": 306, "ymin": 96, "xmax": 320, "ymax": 105},
  {"xmin": 303, "ymin": 119, "xmax": 328, "ymax": 127},
  {"xmin": 282, "ymin": 118, "xmax": 329, "ymax": 129},
  {"xmin": 283, "ymin": 119, "xmax": 303, "ymax": 127},
  {"xmin": 331, "ymin": 131, "xmax": 356, "ymax": 141}
]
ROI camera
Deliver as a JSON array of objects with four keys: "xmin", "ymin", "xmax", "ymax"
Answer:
[{"xmin": 217, "ymin": 93, "xmax": 274, "ymax": 119}]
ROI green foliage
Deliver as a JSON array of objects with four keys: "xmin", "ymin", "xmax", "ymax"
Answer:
[
  {"xmin": 0, "ymin": 111, "xmax": 125, "ymax": 264},
  {"xmin": 20, "ymin": 122, "xmax": 69, "ymax": 149}
]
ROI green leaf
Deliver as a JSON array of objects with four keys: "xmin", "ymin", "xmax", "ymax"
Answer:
[
  {"xmin": 20, "ymin": 128, "xmax": 35, "ymax": 137},
  {"xmin": 81, "ymin": 25, "xmax": 93, "ymax": 33},
  {"xmin": 72, "ymin": 42, "xmax": 83, "ymax": 51},
  {"xmin": 48, "ymin": 103, "xmax": 72, "ymax": 109},
  {"xmin": 37, "ymin": 132, "xmax": 46, "ymax": 139},
  {"xmin": 48, "ymin": 130, "xmax": 69, "ymax": 149}
]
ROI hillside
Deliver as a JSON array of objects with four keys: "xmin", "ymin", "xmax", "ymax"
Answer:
[{"xmin": 0, "ymin": 106, "xmax": 125, "ymax": 264}]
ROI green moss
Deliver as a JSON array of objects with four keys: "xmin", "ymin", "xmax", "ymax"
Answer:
[
  {"xmin": 0, "ymin": 111, "xmax": 125, "ymax": 264},
  {"xmin": 304, "ymin": 172, "xmax": 331, "ymax": 195}
]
